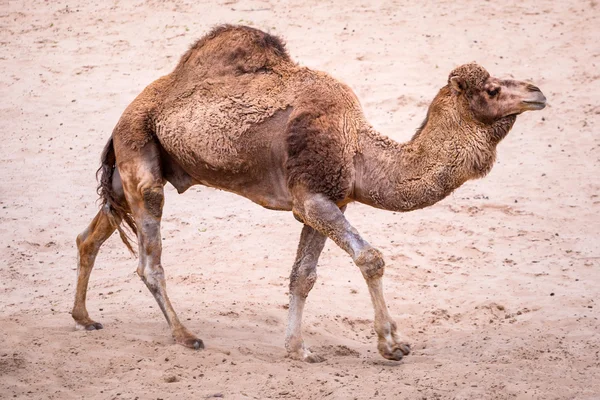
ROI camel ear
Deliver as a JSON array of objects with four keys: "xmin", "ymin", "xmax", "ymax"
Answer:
[{"xmin": 449, "ymin": 76, "xmax": 466, "ymax": 94}]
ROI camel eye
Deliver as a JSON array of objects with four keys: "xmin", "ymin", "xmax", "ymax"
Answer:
[{"xmin": 487, "ymin": 88, "xmax": 499, "ymax": 97}]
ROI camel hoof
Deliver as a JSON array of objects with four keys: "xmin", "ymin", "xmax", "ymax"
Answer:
[
  {"xmin": 304, "ymin": 353, "xmax": 325, "ymax": 363},
  {"xmin": 85, "ymin": 322, "xmax": 103, "ymax": 331},
  {"xmin": 379, "ymin": 342, "xmax": 410, "ymax": 361},
  {"xmin": 179, "ymin": 337, "xmax": 204, "ymax": 350},
  {"xmin": 382, "ymin": 347, "xmax": 404, "ymax": 361},
  {"xmin": 399, "ymin": 343, "xmax": 411, "ymax": 356},
  {"xmin": 287, "ymin": 348, "xmax": 325, "ymax": 363}
]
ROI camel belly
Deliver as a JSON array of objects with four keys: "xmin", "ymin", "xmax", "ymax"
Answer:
[
  {"xmin": 156, "ymin": 106, "xmax": 294, "ymax": 211},
  {"xmin": 190, "ymin": 163, "xmax": 293, "ymax": 211}
]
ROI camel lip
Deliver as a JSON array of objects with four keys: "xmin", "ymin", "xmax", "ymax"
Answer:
[{"xmin": 522, "ymin": 100, "xmax": 546, "ymax": 110}]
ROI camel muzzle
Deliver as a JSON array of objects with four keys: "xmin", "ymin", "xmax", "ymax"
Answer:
[{"xmin": 522, "ymin": 87, "xmax": 547, "ymax": 110}]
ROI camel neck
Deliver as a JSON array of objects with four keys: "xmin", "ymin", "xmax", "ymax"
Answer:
[{"xmin": 353, "ymin": 112, "xmax": 515, "ymax": 212}]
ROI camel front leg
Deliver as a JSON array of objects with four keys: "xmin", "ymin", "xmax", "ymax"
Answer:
[
  {"xmin": 293, "ymin": 194, "xmax": 410, "ymax": 361},
  {"xmin": 285, "ymin": 223, "xmax": 329, "ymax": 363}
]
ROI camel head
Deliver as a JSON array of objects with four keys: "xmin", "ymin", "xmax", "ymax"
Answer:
[{"xmin": 448, "ymin": 63, "xmax": 546, "ymax": 124}]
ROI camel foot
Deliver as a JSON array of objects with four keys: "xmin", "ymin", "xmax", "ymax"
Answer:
[
  {"xmin": 304, "ymin": 352, "xmax": 325, "ymax": 363},
  {"xmin": 73, "ymin": 315, "xmax": 104, "ymax": 331},
  {"xmin": 84, "ymin": 322, "xmax": 104, "ymax": 331},
  {"xmin": 175, "ymin": 335, "xmax": 205, "ymax": 350},
  {"xmin": 378, "ymin": 341, "xmax": 410, "ymax": 361},
  {"xmin": 286, "ymin": 343, "xmax": 325, "ymax": 363},
  {"xmin": 288, "ymin": 348, "xmax": 325, "ymax": 363},
  {"xmin": 354, "ymin": 247, "xmax": 385, "ymax": 279}
]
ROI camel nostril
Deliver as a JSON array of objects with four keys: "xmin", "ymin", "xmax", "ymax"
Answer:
[{"xmin": 527, "ymin": 84, "xmax": 541, "ymax": 92}]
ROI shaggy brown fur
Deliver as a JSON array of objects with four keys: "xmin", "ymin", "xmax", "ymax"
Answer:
[{"xmin": 72, "ymin": 25, "xmax": 546, "ymax": 362}]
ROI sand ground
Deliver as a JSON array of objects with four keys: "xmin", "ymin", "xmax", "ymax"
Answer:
[{"xmin": 1, "ymin": 1, "xmax": 599, "ymax": 399}]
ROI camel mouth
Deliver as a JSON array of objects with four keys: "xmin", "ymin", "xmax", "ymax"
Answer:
[
  {"xmin": 522, "ymin": 100, "xmax": 546, "ymax": 110},
  {"xmin": 521, "ymin": 90, "xmax": 547, "ymax": 111}
]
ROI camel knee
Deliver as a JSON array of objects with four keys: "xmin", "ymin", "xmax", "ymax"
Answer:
[
  {"xmin": 142, "ymin": 186, "xmax": 164, "ymax": 218},
  {"xmin": 76, "ymin": 230, "xmax": 104, "ymax": 264},
  {"xmin": 355, "ymin": 247, "xmax": 385, "ymax": 280},
  {"xmin": 137, "ymin": 206, "xmax": 162, "ymax": 256},
  {"xmin": 76, "ymin": 206, "xmax": 117, "ymax": 256},
  {"xmin": 138, "ymin": 263, "xmax": 165, "ymax": 292},
  {"xmin": 289, "ymin": 261, "xmax": 318, "ymax": 297},
  {"xmin": 76, "ymin": 230, "xmax": 87, "ymax": 251},
  {"xmin": 144, "ymin": 267, "xmax": 165, "ymax": 289}
]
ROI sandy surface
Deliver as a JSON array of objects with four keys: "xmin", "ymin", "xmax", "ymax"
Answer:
[{"xmin": 1, "ymin": 1, "xmax": 599, "ymax": 399}]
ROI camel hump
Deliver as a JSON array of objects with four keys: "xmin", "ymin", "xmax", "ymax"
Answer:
[{"xmin": 174, "ymin": 25, "xmax": 292, "ymax": 76}]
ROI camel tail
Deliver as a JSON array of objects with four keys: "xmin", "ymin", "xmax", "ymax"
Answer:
[{"xmin": 96, "ymin": 137, "xmax": 138, "ymax": 255}]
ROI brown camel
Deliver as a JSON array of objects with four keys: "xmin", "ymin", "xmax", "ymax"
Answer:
[{"xmin": 72, "ymin": 25, "xmax": 546, "ymax": 362}]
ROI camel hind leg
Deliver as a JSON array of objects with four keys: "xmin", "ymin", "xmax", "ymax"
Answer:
[
  {"xmin": 72, "ymin": 205, "xmax": 118, "ymax": 330},
  {"xmin": 115, "ymin": 136, "xmax": 203, "ymax": 349},
  {"xmin": 73, "ymin": 139, "xmax": 134, "ymax": 330}
]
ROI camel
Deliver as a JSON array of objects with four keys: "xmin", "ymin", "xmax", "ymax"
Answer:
[{"xmin": 72, "ymin": 25, "xmax": 546, "ymax": 362}]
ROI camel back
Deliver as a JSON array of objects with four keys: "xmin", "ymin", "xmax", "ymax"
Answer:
[
  {"xmin": 153, "ymin": 26, "xmax": 332, "ymax": 171},
  {"xmin": 147, "ymin": 25, "xmax": 364, "ymax": 174},
  {"xmin": 173, "ymin": 25, "xmax": 292, "ymax": 77}
]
